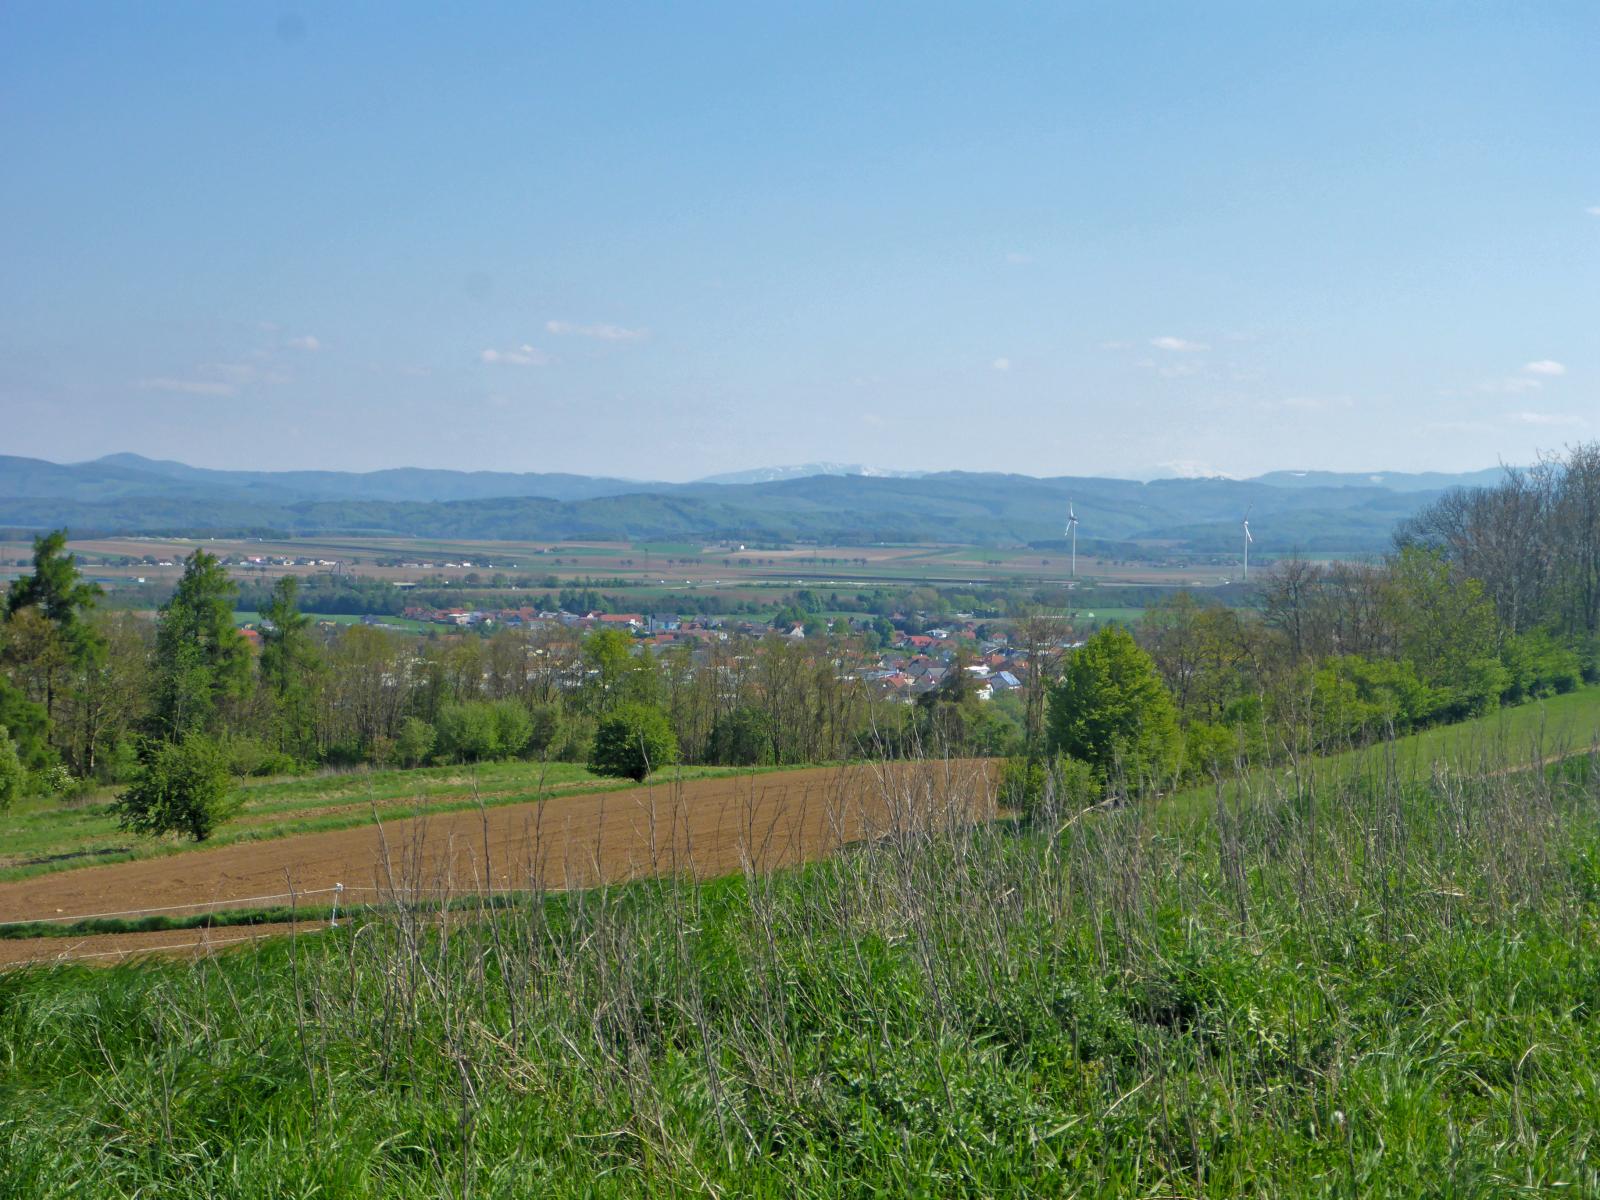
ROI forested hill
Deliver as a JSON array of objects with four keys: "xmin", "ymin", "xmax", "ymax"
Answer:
[{"xmin": 0, "ymin": 453, "xmax": 1494, "ymax": 551}]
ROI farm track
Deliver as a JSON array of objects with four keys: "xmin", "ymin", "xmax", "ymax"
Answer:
[{"xmin": 0, "ymin": 760, "xmax": 996, "ymax": 964}]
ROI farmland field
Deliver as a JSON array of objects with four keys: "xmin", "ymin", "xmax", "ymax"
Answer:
[{"xmin": 0, "ymin": 760, "xmax": 771, "ymax": 885}]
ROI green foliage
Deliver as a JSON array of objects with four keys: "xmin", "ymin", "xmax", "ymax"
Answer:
[
  {"xmin": 707, "ymin": 705, "xmax": 774, "ymax": 766},
  {"xmin": 1386, "ymin": 546, "xmax": 1504, "ymax": 718},
  {"xmin": 4, "ymin": 528, "xmax": 102, "ymax": 665},
  {"xmin": 258, "ymin": 576, "xmax": 319, "ymax": 756},
  {"xmin": 1500, "ymin": 629, "xmax": 1583, "ymax": 703},
  {"xmin": 435, "ymin": 701, "xmax": 503, "ymax": 762},
  {"xmin": 0, "ymin": 676, "xmax": 49, "ymax": 769},
  {"xmin": 113, "ymin": 734, "xmax": 239, "ymax": 842},
  {"xmin": 0, "ymin": 726, "xmax": 22, "ymax": 809},
  {"xmin": 1182, "ymin": 720, "xmax": 1242, "ymax": 777},
  {"xmin": 580, "ymin": 628, "xmax": 660, "ymax": 715},
  {"xmin": 490, "ymin": 699, "xmax": 533, "ymax": 758},
  {"xmin": 1047, "ymin": 625, "xmax": 1182, "ymax": 785},
  {"xmin": 394, "ymin": 716, "xmax": 437, "ymax": 766},
  {"xmin": 217, "ymin": 734, "xmax": 300, "ymax": 778},
  {"xmin": 589, "ymin": 702, "xmax": 679, "ymax": 780},
  {"xmin": 151, "ymin": 549, "xmax": 251, "ymax": 739},
  {"xmin": 998, "ymin": 752, "xmax": 1099, "ymax": 819}
]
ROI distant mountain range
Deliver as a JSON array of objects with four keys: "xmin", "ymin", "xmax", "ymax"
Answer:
[{"xmin": 0, "ymin": 453, "xmax": 1506, "ymax": 553}]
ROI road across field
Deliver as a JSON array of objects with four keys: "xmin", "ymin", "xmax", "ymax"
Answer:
[{"xmin": 0, "ymin": 760, "xmax": 997, "ymax": 963}]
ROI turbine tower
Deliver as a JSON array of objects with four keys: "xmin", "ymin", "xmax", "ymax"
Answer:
[
  {"xmin": 1066, "ymin": 500, "xmax": 1080, "ymax": 579},
  {"xmin": 1242, "ymin": 509, "xmax": 1254, "ymax": 581}
]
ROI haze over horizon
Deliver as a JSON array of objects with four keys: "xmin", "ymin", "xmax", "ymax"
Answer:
[{"xmin": 3, "ymin": 4, "xmax": 1595, "ymax": 480}]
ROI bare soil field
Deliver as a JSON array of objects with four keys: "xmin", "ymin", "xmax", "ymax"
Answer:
[{"xmin": 0, "ymin": 760, "xmax": 996, "ymax": 963}]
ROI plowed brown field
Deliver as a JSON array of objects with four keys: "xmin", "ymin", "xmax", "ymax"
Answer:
[{"xmin": 0, "ymin": 760, "xmax": 996, "ymax": 965}]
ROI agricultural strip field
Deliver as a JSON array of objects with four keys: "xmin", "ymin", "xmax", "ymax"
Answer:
[
  {"xmin": 0, "ymin": 760, "xmax": 995, "ymax": 964},
  {"xmin": 0, "ymin": 761, "xmax": 764, "ymax": 885}
]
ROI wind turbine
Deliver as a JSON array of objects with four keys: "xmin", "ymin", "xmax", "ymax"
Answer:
[
  {"xmin": 1065, "ymin": 500, "xmax": 1080, "ymax": 579},
  {"xmin": 1242, "ymin": 507, "xmax": 1254, "ymax": 581}
]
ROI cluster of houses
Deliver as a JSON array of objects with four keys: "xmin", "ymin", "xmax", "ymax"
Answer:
[{"xmin": 389, "ymin": 604, "xmax": 1072, "ymax": 704}]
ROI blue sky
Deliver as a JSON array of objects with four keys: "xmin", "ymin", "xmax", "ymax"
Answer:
[{"xmin": 2, "ymin": 3, "xmax": 1595, "ymax": 480}]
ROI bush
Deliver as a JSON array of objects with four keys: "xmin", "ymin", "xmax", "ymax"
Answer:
[
  {"xmin": 707, "ymin": 706, "xmax": 774, "ymax": 766},
  {"xmin": 218, "ymin": 734, "xmax": 299, "ymax": 778},
  {"xmin": 395, "ymin": 716, "xmax": 436, "ymax": 767},
  {"xmin": 113, "ymin": 735, "xmax": 239, "ymax": 842},
  {"xmin": 436, "ymin": 702, "xmax": 501, "ymax": 762},
  {"xmin": 491, "ymin": 700, "xmax": 533, "ymax": 759},
  {"xmin": 35, "ymin": 763, "xmax": 80, "ymax": 799},
  {"xmin": 0, "ymin": 727, "xmax": 22, "ymax": 810},
  {"xmin": 589, "ymin": 703, "xmax": 679, "ymax": 781},
  {"xmin": 998, "ymin": 753, "xmax": 1099, "ymax": 821}
]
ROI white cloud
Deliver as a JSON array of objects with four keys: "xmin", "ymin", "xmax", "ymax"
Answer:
[
  {"xmin": 545, "ymin": 320, "xmax": 647, "ymax": 341},
  {"xmin": 286, "ymin": 335, "xmax": 321, "ymax": 351},
  {"xmin": 992, "ymin": 357, "xmax": 1011, "ymax": 372},
  {"xmin": 1522, "ymin": 359, "xmax": 1566, "ymax": 376},
  {"xmin": 480, "ymin": 345, "xmax": 551, "ymax": 367},
  {"xmin": 1515, "ymin": 411, "xmax": 1585, "ymax": 427},
  {"xmin": 1150, "ymin": 336, "xmax": 1209, "ymax": 352},
  {"xmin": 136, "ymin": 377, "xmax": 237, "ymax": 398}
]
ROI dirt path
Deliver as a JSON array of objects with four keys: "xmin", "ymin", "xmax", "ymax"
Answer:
[{"xmin": 0, "ymin": 761, "xmax": 996, "ymax": 961}]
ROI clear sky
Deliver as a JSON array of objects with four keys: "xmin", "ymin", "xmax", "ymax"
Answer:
[{"xmin": 2, "ymin": 3, "xmax": 1596, "ymax": 480}]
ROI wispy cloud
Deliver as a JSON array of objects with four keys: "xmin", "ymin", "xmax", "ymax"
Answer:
[
  {"xmin": 1277, "ymin": 395, "xmax": 1352, "ymax": 412},
  {"xmin": 1586, "ymin": 205, "xmax": 1600, "ymax": 217},
  {"xmin": 480, "ymin": 345, "xmax": 551, "ymax": 367},
  {"xmin": 1515, "ymin": 410, "xmax": 1585, "ymax": 427},
  {"xmin": 137, "ymin": 376, "xmax": 237, "ymax": 398},
  {"xmin": 1479, "ymin": 376, "xmax": 1542, "ymax": 394},
  {"xmin": 545, "ymin": 320, "xmax": 647, "ymax": 341},
  {"xmin": 1150, "ymin": 336, "xmax": 1209, "ymax": 352},
  {"xmin": 992, "ymin": 357, "xmax": 1011, "ymax": 372},
  {"xmin": 1523, "ymin": 359, "xmax": 1566, "ymax": 377},
  {"xmin": 286, "ymin": 335, "xmax": 321, "ymax": 352}
]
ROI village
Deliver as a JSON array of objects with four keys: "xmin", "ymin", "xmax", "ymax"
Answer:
[{"xmin": 371, "ymin": 603, "xmax": 1058, "ymax": 704}]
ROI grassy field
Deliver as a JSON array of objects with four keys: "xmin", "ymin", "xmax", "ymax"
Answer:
[
  {"xmin": 2, "ymin": 724, "xmax": 1598, "ymax": 1194},
  {"xmin": 1165, "ymin": 683, "xmax": 1600, "ymax": 821},
  {"xmin": 0, "ymin": 759, "xmax": 764, "ymax": 885}
]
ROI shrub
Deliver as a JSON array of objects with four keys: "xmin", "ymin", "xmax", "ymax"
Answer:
[
  {"xmin": 0, "ymin": 727, "xmax": 22, "ymax": 810},
  {"xmin": 998, "ymin": 753, "xmax": 1099, "ymax": 821},
  {"xmin": 436, "ymin": 702, "xmax": 501, "ymax": 762},
  {"xmin": 218, "ymin": 734, "xmax": 299, "ymax": 778},
  {"xmin": 113, "ymin": 735, "xmax": 239, "ymax": 842},
  {"xmin": 589, "ymin": 703, "xmax": 679, "ymax": 781},
  {"xmin": 491, "ymin": 700, "xmax": 533, "ymax": 759},
  {"xmin": 395, "ymin": 717, "xmax": 436, "ymax": 767}
]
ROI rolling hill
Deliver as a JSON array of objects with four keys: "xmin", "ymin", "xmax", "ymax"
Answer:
[{"xmin": 0, "ymin": 453, "xmax": 1497, "ymax": 552}]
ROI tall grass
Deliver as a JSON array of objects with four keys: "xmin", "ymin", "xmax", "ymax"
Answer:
[{"xmin": 3, "ymin": 737, "xmax": 1600, "ymax": 1197}]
